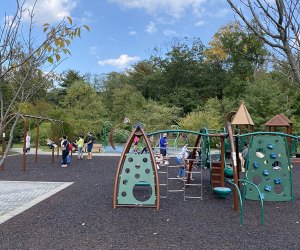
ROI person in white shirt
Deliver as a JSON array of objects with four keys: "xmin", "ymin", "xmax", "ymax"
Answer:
[
  {"xmin": 175, "ymin": 144, "xmax": 189, "ymax": 178},
  {"xmin": 26, "ymin": 133, "xmax": 31, "ymax": 154}
]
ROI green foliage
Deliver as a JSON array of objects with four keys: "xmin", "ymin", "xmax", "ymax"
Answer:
[
  {"xmin": 132, "ymin": 99, "xmax": 182, "ymax": 132},
  {"xmin": 61, "ymin": 81, "xmax": 107, "ymax": 135},
  {"xmin": 178, "ymin": 110, "xmax": 222, "ymax": 131},
  {"xmin": 243, "ymin": 72, "xmax": 291, "ymax": 130},
  {"xmin": 112, "ymin": 128, "xmax": 131, "ymax": 143},
  {"xmin": 205, "ymin": 21, "xmax": 267, "ymax": 80}
]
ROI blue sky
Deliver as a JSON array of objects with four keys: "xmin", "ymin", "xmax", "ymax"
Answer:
[{"xmin": 2, "ymin": 0, "xmax": 236, "ymax": 75}]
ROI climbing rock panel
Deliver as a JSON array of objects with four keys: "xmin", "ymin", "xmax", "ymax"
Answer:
[
  {"xmin": 117, "ymin": 153, "xmax": 156, "ymax": 205},
  {"xmin": 245, "ymin": 135, "xmax": 292, "ymax": 201}
]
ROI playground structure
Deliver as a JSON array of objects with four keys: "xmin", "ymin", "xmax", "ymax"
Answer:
[
  {"xmin": 1, "ymin": 113, "xmax": 73, "ymax": 172},
  {"xmin": 112, "ymin": 124, "xmax": 160, "ymax": 209},
  {"xmin": 99, "ymin": 121, "xmax": 112, "ymax": 148},
  {"xmin": 112, "ymin": 119, "xmax": 298, "ymax": 225}
]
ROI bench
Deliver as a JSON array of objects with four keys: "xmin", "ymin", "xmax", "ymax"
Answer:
[{"xmin": 83, "ymin": 143, "xmax": 102, "ymax": 153}]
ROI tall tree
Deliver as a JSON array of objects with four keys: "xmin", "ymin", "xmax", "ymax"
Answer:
[
  {"xmin": 0, "ymin": 0, "xmax": 89, "ymax": 164},
  {"xmin": 60, "ymin": 70, "xmax": 85, "ymax": 89},
  {"xmin": 205, "ymin": 21, "xmax": 267, "ymax": 80},
  {"xmin": 227, "ymin": 0, "xmax": 300, "ymax": 85}
]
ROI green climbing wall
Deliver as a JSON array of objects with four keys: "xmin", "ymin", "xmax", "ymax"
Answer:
[
  {"xmin": 117, "ymin": 153, "xmax": 156, "ymax": 205},
  {"xmin": 245, "ymin": 135, "xmax": 293, "ymax": 202}
]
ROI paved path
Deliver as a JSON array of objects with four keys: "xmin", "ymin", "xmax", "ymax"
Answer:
[{"xmin": 0, "ymin": 181, "xmax": 73, "ymax": 224}]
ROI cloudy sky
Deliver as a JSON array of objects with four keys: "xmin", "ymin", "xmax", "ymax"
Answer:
[{"xmin": 2, "ymin": 0, "xmax": 236, "ymax": 74}]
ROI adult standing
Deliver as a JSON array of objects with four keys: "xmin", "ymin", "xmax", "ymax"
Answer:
[
  {"xmin": 86, "ymin": 132, "xmax": 94, "ymax": 160},
  {"xmin": 25, "ymin": 132, "xmax": 31, "ymax": 154},
  {"xmin": 61, "ymin": 135, "xmax": 69, "ymax": 167},
  {"xmin": 159, "ymin": 133, "xmax": 168, "ymax": 157}
]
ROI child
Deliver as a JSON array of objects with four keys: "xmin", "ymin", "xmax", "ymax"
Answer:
[
  {"xmin": 176, "ymin": 144, "xmax": 189, "ymax": 178},
  {"xmin": 76, "ymin": 134, "xmax": 84, "ymax": 160},
  {"xmin": 133, "ymin": 135, "xmax": 139, "ymax": 153}
]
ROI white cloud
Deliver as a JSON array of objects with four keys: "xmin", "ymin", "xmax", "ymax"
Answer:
[
  {"xmin": 109, "ymin": 0, "xmax": 207, "ymax": 19},
  {"xmin": 195, "ymin": 20, "xmax": 205, "ymax": 27},
  {"xmin": 98, "ymin": 54, "xmax": 140, "ymax": 69},
  {"xmin": 128, "ymin": 31, "xmax": 137, "ymax": 36},
  {"xmin": 24, "ymin": 0, "xmax": 78, "ymax": 24},
  {"xmin": 163, "ymin": 29, "xmax": 178, "ymax": 37},
  {"xmin": 145, "ymin": 21, "xmax": 157, "ymax": 34}
]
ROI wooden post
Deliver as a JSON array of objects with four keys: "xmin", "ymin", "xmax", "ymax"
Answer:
[
  {"xmin": 226, "ymin": 122, "xmax": 239, "ymax": 211},
  {"xmin": 220, "ymin": 135, "xmax": 225, "ymax": 187},
  {"xmin": 1, "ymin": 126, "xmax": 5, "ymax": 171},
  {"xmin": 35, "ymin": 120, "xmax": 40, "ymax": 162},
  {"xmin": 22, "ymin": 118, "xmax": 27, "ymax": 172}
]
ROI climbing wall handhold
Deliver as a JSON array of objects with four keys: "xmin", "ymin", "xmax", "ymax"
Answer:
[
  {"xmin": 263, "ymin": 170, "xmax": 269, "ymax": 176},
  {"xmin": 253, "ymin": 162, "xmax": 259, "ymax": 169},
  {"xmin": 270, "ymin": 153, "xmax": 277, "ymax": 159},
  {"xmin": 274, "ymin": 178, "xmax": 282, "ymax": 184},
  {"xmin": 264, "ymin": 185, "xmax": 272, "ymax": 192},
  {"xmin": 267, "ymin": 143, "xmax": 274, "ymax": 149}
]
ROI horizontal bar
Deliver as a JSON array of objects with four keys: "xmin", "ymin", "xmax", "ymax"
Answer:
[{"xmin": 184, "ymin": 196, "xmax": 203, "ymax": 199}]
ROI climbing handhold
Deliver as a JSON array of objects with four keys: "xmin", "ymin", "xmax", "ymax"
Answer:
[
  {"xmin": 264, "ymin": 185, "xmax": 272, "ymax": 192},
  {"xmin": 263, "ymin": 170, "xmax": 269, "ymax": 176},
  {"xmin": 260, "ymin": 193, "xmax": 265, "ymax": 200},
  {"xmin": 270, "ymin": 153, "xmax": 277, "ymax": 159},
  {"xmin": 274, "ymin": 178, "xmax": 282, "ymax": 184},
  {"xmin": 267, "ymin": 143, "xmax": 274, "ymax": 149},
  {"xmin": 253, "ymin": 161, "xmax": 259, "ymax": 169}
]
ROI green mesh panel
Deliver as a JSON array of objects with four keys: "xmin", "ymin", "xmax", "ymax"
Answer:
[
  {"xmin": 117, "ymin": 153, "xmax": 156, "ymax": 205},
  {"xmin": 245, "ymin": 135, "xmax": 292, "ymax": 201}
]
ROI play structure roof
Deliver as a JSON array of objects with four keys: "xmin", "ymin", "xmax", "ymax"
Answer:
[
  {"xmin": 231, "ymin": 101, "xmax": 254, "ymax": 125},
  {"xmin": 264, "ymin": 114, "xmax": 292, "ymax": 127}
]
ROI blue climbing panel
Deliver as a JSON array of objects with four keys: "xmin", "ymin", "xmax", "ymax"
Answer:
[{"xmin": 244, "ymin": 135, "xmax": 293, "ymax": 201}]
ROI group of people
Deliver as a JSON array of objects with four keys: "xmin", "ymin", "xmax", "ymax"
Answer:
[{"xmin": 60, "ymin": 132, "xmax": 94, "ymax": 167}]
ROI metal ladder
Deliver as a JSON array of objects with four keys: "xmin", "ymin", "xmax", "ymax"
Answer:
[
  {"xmin": 157, "ymin": 155, "xmax": 170, "ymax": 199},
  {"xmin": 183, "ymin": 158, "xmax": 203, "ymax": 201}
]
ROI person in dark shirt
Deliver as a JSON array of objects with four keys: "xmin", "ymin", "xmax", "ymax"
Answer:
[
  {"xmin": 60, "ymin": 135, "xmax": 69, "ymax": 167},
  {"xmin": 86, "ymin": 132, "xmax": 94, "ymax": 159}
]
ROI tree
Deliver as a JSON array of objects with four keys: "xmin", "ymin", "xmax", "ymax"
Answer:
[
  {"xmin": 0, "ymin": 0, "xmax": 89, "ymax": 164},
  {"xmin": 243, "ymin": 72, "xmax": 292, "ymax": 129},
  {"xmin": 61, "ymin": 81, "xmax": 107, "ymax": 135},
  {"xmin": 205, "ymin": 21, "xmax": 267, "ymax": 80},
  {"xmin": 60, "ymin": 70, "xmax": 85, "ymax": 89},
  {"xmin": 226, "ymin": 0, "xmax": 300, "ymax": 85}
]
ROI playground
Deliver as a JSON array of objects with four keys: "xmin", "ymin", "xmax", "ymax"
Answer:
[{"xmin": 0, "ymin": 153, "xmax": 300, "ymax": 250}]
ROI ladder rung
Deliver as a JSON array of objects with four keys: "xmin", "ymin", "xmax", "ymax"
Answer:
[
  {"xmin": 159, "ymin": 184, "xmax": 167, "ymax": 186},
  {"xmin": 186, "ymin": 171, "xmax": 202, "ymax": 174},
  {"xmin": 185, "ymin": 184, "xmax": 202, "ymax": 186},
  {"xmin": 158, "ymin": 171, "xmax": 167, "ymax": 174},
  {"xmin": 168, "ymin": 165, "xmax": 180, "ymax": 168},
  {"xmin": 184, "ymin": 196, "xmax": 202, "ymax": 199},
  {"xmin": 168, "ymin": 190, "xmax": 184, "ymax": 192},
  {"xmin": 168, "ymin": 177, "xmax": 182, "ymax": 180},
  {"xmin": 160, "ymin": 196, "xmax": 167, "ymax": 198}
]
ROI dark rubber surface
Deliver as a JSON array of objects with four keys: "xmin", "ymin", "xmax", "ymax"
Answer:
[{"xmin": 0, "ymin": 155, "xmax": 300, "ymax": 250}]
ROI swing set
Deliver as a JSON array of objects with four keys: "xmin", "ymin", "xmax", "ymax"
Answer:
[{"xmin": 1, "ymin": 113, "xmax": 73, "ymax": 172}]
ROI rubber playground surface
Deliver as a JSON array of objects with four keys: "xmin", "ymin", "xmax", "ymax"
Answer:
[{"xmin": 0, "ymin": 154, "xmax": 300, "ymax": 250}]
